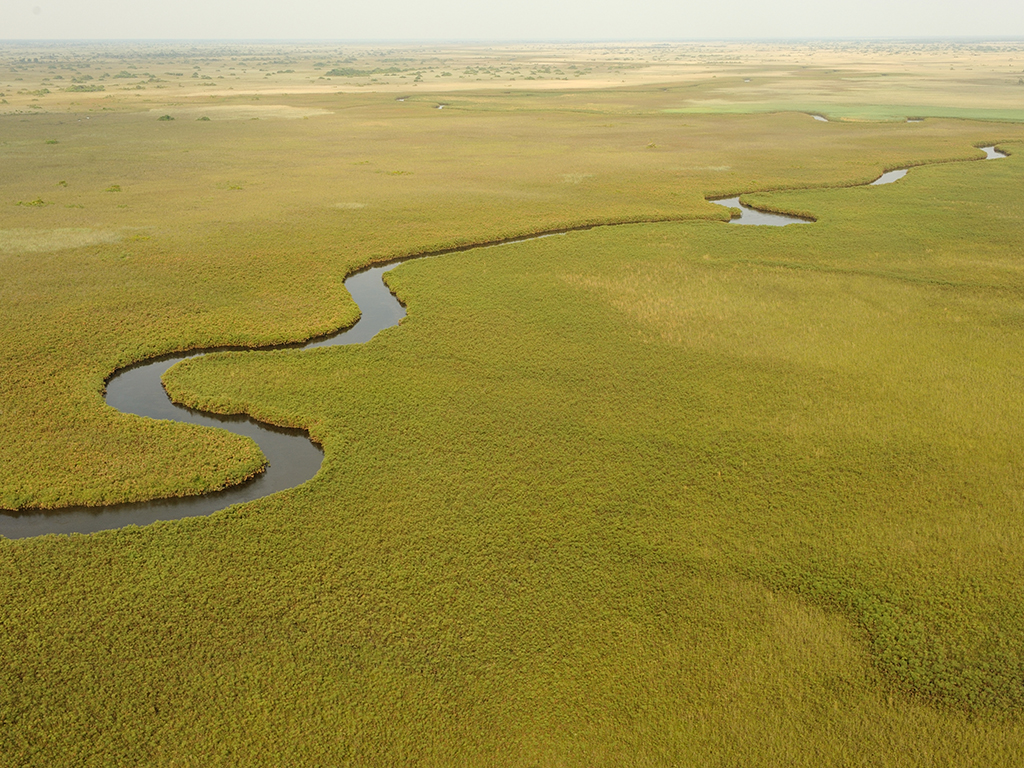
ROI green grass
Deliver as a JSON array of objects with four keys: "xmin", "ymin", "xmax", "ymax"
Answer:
[
  {"xmin": 665, "ymin": 103, "xmax": 1024, "ymax": 123},
  {"xmin": 4, "ymin": 44, "xmax": 1024, "ymax": 765}
]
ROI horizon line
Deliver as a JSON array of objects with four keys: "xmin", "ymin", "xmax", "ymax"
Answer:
[{"xmin": 3, "ymin": 36, "xmax": 1024, "ymax": 45}]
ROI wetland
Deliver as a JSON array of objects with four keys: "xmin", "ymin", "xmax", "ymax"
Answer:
[
  {"xmin": 5, "ymin": 146, "xmax": 1004, "ymax": 537},
  {"xmin": 3, "ymin": 41, "xmax": 1024, "ymax": 767}
]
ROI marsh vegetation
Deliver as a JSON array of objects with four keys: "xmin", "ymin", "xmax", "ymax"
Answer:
[{"xmin": 3, "ymin": 41, "xmax": 1024, "ymax": 766}]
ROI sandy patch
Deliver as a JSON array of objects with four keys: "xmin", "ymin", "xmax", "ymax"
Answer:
[
  {"xmin": 147, "ymin": 105, "xmax": 331, "ymax": 120},
  {"xmin": 333, "ymin": 202, "xmax": 366, "ymax": 210},
  {"xmin": 0, "ymin": 228, "xmax": 122, "ymax": 254}
]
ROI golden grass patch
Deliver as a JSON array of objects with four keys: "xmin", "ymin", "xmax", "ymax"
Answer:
[
  {"xmin": 147, "ymin": 104, "xmax": 332, "ymax": 120},
  {"xmin": 0, "ymin": 228, "xmax": 123, "ymax": 254}
]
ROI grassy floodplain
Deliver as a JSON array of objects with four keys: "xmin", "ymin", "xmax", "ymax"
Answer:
[{"xmin": 3, "ymin": 41, "xmax": 1024, "ymax": 764}]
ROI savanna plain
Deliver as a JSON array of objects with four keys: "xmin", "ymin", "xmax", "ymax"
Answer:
[{"xmin": 4, "ymin": 40, "xmax": 1024, "ymax": 765}]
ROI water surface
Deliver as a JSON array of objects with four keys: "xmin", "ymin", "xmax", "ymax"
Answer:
[
  {"xmin": 871, "ymin": 169, "xmax": 908, "ymax": 185},
  {"xmin": 709, "ymin": 197, "xmax": 810, "ymax": 226}
]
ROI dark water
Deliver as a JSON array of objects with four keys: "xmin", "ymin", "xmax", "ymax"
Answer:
[
  {"xmin": 2, "ymin": 145, "xmax": 1010, "ymax": 538},
  {"xmin": 0, "ymin": 265, "xmax": 404, "ymax": 539}
]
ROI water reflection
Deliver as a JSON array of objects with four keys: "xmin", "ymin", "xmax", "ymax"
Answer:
[
  {"xmin": 709, "ymin": 197, "xmax": 809, "ymax": 226},
  {"xmin": 871, "ymin": 169, "xmax": 908, "ymax": 185}
]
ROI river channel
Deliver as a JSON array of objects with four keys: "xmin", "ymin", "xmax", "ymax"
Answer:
[{"xmin": 0, "ymin": 145, "xmax": 1008, "ymax": 538}]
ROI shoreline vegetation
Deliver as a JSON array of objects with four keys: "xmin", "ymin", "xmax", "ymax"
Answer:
[{"xmin": 4, "ymin": 41, "xmax": 1024, "ymax": 765}]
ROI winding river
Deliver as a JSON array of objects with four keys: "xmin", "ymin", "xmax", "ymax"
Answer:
[{"xmin": 0, "ymin": 145, "xmax": 1009, "ymax": 538}]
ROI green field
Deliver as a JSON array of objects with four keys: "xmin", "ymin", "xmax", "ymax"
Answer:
[
  {"xmin": 4, "ymin": 42, "xmax": 1024, "ymax": 765},
  {"xmin": 666, "ymin": 103, "xmax": 1024, "ymax": 122}
]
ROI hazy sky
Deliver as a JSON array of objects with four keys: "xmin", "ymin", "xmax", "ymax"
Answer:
[{"xmin": 4, "ymin": 0, "xmax": 1024, "ymax": 41}]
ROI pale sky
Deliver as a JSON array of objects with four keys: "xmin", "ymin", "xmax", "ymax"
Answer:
[{"xmin": 3, "ymin": 0, "xmax": 1023, "ymax": 41}]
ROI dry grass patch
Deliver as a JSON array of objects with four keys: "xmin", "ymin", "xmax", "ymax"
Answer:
[
  {"xmin": 0, "ymin": 228, "xmax": 123, "ymax": 254},
  {"xmin": 147, "ymin": 105, "xmax": 331, "ymax": 120}
]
